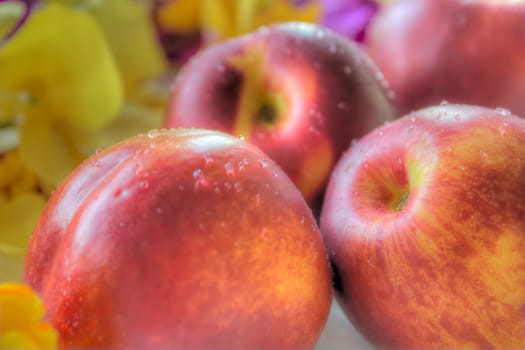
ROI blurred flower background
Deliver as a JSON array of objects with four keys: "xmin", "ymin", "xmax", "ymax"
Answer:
[{"xmin": 0, "ymin": 0, "xmax": 389, "ymax": 346}]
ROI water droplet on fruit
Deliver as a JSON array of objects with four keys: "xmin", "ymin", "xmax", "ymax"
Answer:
[
  {"xmin": 135, "ymin": 163, "xmax": 144, "ymax": 175},
  {"xmin": 255, "ymin": 193, "xmax": 261, "ymax": 205},
  {"xmin": 343, "ymin": 66, "xmax": 352, "ymax": 75},
  {"xmin": 363, "ymin": 162, "xmax": 369, "ymax": 169},
  {"xmin": 337, "ymin": 102, "xmax": 348, "ymax": 110},
  {"xmin": 149, "ymin": 142, "xmax": 156, "ymax": 149},
  {"xmin": 147, "ymin": 129, "xmax": 160, "ymax": 138},
  {"xmin": 193, "ymin": 169, "xmax": 202, "ymax": 178},
  {"xmin": 258, "ymin": 159, "xmax": 268, "ymax": 168},
  {"xmin": 440, "ymin": 100, "xmax": 449, "ymax": 105},
  {"xmin": 193, "ymin": 169, "xmax": 209, "ymax": 189},
  {"xmin": 155, "ymin": 207, "xmax": 163, "ymax": 215},
  {"xmin": 139, "ymin": 180, "xmax": 149, "ymax": 190},
  {"xmin": 92, "ymin": 160, "xmax": 104, "ymax": 168},
  {"xmin": 224, "ymin": 163, "xmax": 234, "ymax": 175},
  {"xmin": 234, "ymin": 182, "xmax": 242, "ymax": 192},
  {"xmin": 224, "ymin": 182, "xmax": 232, "ymax": 190},
  {"xmin": 410, "ymin": 116, "xmax": 417, "ymax": 123},
  {"xmin": 479, "ymin": 150, "xmax": 488, "ymax": 162},
  {"xmin": 238, "ymin": 159, "xmax": 248, "ymax": 171},
  {"xmin": 95, "ymin": 148, "xmax": 102, "ymax": 154},
  {"xmin": 238, "ymin": 135, "xmax": 246, "ymax": 141},
  {"xmin": 203, "ymin": 154, "xmax": 214, "ymax": 165},
  {"xmin": 499, "ymin": 122, "xmax": 509, "ymax": 136},
  {"xmin": 495, "ymin": 107, "xmax": 511, "ymax": 116}
]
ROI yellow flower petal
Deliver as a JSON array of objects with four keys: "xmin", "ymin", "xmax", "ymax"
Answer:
[
  {"xmin": 0, "ymin": 192, "xmax": 46, "ymax": 282},
  {"xmin": 0, "ymin": 331, "xmax": 37, "ymax": 349},
  {"xmin": 18, "ymin": 117, "xmax": 82, "ymax": 186},
  {"xmin": 0, "ymin": 284, "xmax": 57, "ymax": 349},
  {"xmin": 88, "ymin": 0, "xmax": 168, "ymax": 92},
  {"xmin": 201, "ymin": 0, "xmax": 321, "ymax": 42},
  {"xmin": 0, "ymin": 192, "xmax": 46, "ymax": 257},
  {"xmin": 0, "ymin": 2, "xmax": 25, "ymax": 41},
  {"xmin": 201, "ymin": 0, "xmax": 237, "ymax": 41},
  {"xmin": 0, "ymin": 3, "xmax": 123, "ymax": 130},
  {"xmin": 157, "ymin": 0, "xmax": 201, "ymax": 33},
  {"xmin": 27, "ymin": 323, "xmax": 58, "ymax": 350},
  {"xmin": 0, "ymin": 284, "xmax": 45, "ymax": 331},
  {"xmin": 69, "ymin": 102, "xmax": 164, "ymax": 156}
]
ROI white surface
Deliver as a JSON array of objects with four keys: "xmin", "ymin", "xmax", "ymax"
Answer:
[{"xmin": 316, "ymin": 299, "xmax": 374, "ymax": 350}]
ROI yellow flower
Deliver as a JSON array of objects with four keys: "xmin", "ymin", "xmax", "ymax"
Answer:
[
  {"xmin": 0, "ymin": 1, "xmax": 168, "ymax": 282},
  {"xmin": 0, "ymin": 283, "xmax": 57, "ymax": 349},
  {"xmin": 157, "ymin": 0, "xmax": 322, "ymax": 45}
]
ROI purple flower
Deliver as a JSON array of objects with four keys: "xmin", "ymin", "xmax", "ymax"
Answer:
[
  {"xmin": 321, "ymin": 0, "xmax": 379, "ymax": 42},
  {"xmin": 0, "ymin": 0, "xmax": 36, "ymax": 43}
]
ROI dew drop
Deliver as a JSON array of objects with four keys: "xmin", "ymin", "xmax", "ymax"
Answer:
[
  {"xmin": 479, "ymin": 150, "xmax": 488, "ymax": 162},
  {"xmin": 224, "ymin": 163, "xmax": 234, "ymax": 175},
  {"xmin": 135, "ymin": 163, "xmax": 144, "ymax": 176},
  {"xmin": 258, "ymin": 159, "xmax": 268, "ymax": 168},
  {"xmin": 315, "ymin": 29, "xmax": 325, "ymax": 39},
  {"xmin": 410, "ymin": 116, "xmax": 417, "ymax": 123},
  {"xmin": 139, "ymin": 180, "xmax": 149, "ymax": 190},
  {"xmin": 363, "ymin": 162, "xmax": 369, "ymax": 169},
  {"xmin": 499, "ymin": 122, "xmax": 509, "ymax": 136},
  {"xmin": 495, "ymin": 107, "xmax": 511, "ymax": 116},
  {"xmin": 440, "ymin": 100, "xmax": 449, "ymax": 106},
  {"xmin": 233, "ymin": 182, "xmax": 242, "ymax": 192},
  {"xmin": 193, "ymin": 169, "xmax": 202, "ymax": 178},
  {"xmin": 147, "ymin": 129, "xmax": 160, "ymax": 138},
  {"xmin": 343, "ymin": 66, "xmax": 352, "ymax": 75},
  {"xmin": 93, "ymin": 160, "xmax": 104, "ymax": 168},
  {"xmin": 238, "ymin": 159, "xmax": 248, "ymax": 171},
  {"xmin": 203, "ymin": 154, "xmax": 214, "ymax": 165}
]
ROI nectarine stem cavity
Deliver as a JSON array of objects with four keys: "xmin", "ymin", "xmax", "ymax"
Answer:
[
  {"xmin": 393, "ymin": 191, "xmax": 409, "ymax": 211},
  {"xmin": 256, "ymin": 102, "xmax": 277, "ymax": 124}
]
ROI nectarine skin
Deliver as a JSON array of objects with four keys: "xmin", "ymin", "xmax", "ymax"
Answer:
[
  {"xmin": 321, "ymin": 105, "xmax": 525, "ymax": 349},
  {"xmin": 24, "ymin": 129, "xmax": 332, "ymax": 349},
  {"xmin": 367, "ymin": 0, "xmax": 525, "ymax": 116},
  {"xmin": 165, "ymin": 22, "xmax": 395, "ymax": 205}
]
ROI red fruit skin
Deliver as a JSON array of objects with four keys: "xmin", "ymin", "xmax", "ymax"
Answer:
[
  {"xmin": 24, "ymin": 129, "xmax": 332, "ymax": 349},
  {"xmin": 366, "ymin": 0, "xmax": 525, "ymax": 117},
  {"xmin": 165, "ymin": 22, "xmax": 395, "ymax": 205},
  {"xmin": 321, "ymin": 105, "xmax": 525, "ymax": 349}
]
